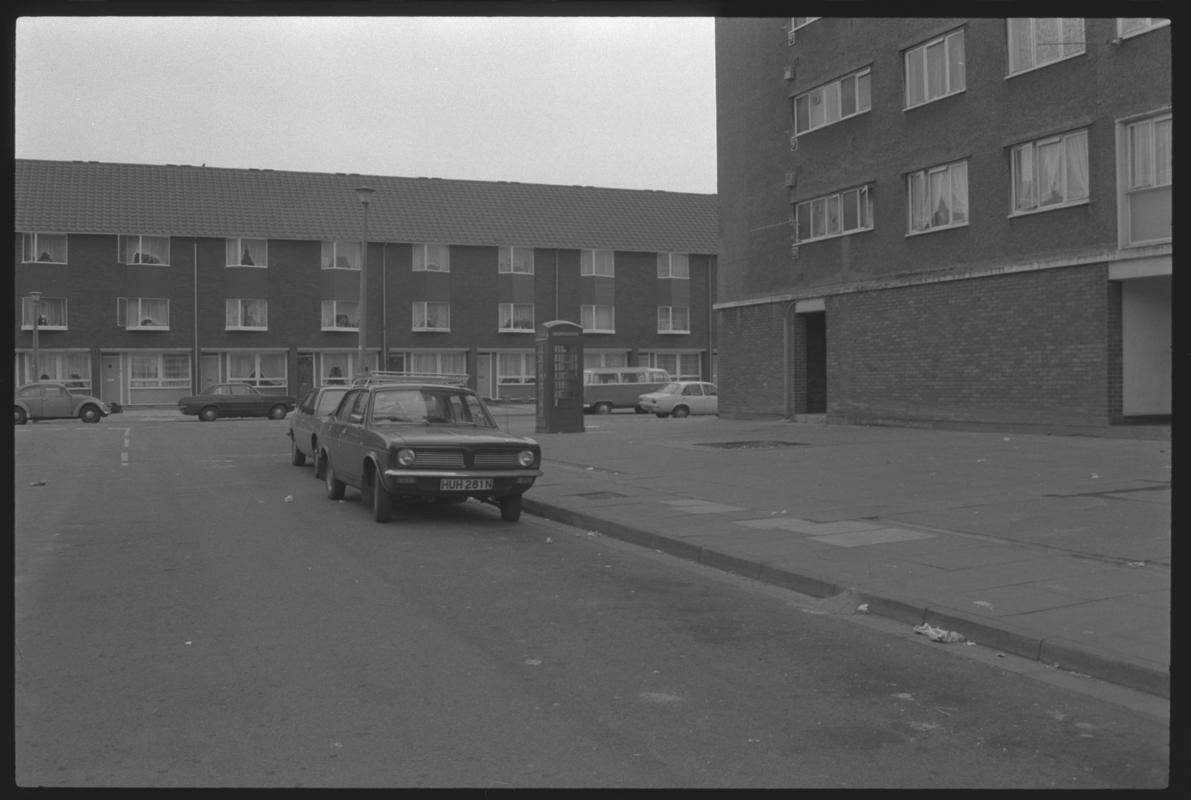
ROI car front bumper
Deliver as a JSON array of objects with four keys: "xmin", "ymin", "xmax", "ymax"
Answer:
[{"xmin": 381, "ymin": 468, "xmax": 541, "ymax": 498}]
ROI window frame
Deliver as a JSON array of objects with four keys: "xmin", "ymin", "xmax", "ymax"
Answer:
[
  {"xmin": 321, "ymin": 240, "xmax": 362, "ymax": 270},
  {"xmin": 119, "ymin": 235, "xmax": 170, "ymax": 266},
  {"xmin": 793, "ymin": 67, "xmax": 872, "ymax": 136},
  {"xmin": 497, "ymin": 352, "xmax": 537, "ymax": 386},
  {"xmin": 581, "ymin": 304, "xmax": 616, "ymax": 334},
  {"xmin": 1006, "ymin": 18, "xmax": 1086, "ymax": 77},
  {"xmin": 129, "ymin": 351, "xmax": 191, "ymax": 389},
  {"xmin": 657, "ymin": 252, "xmax": 690, "ymax": 279},
  {"xmin": 1117, "ymin": 18, "xmax": 1170, "ymax": 40},
  {"xmin": 795, "ymin": 185, "xmax": 874, "ymax": 242},
  {"xmin": 21, "ymin": 232, "xmax": 68, "ymax": 264},
  {"xmin": 20, "ymin": 296, "xmax": 68, "ymax": 330},
  {"xmin": 904, "ymin": 29, "xmax": 966, "ymax": 110},
  {"xmin": 225, "ymin": 298, "xmax": 269, "ymax": 330},
  {"xmin": 412, "ymin": 301, "xmax": 451, "ymax": 331},
  {"xmin": 657, "ymin": 305, "xmax": 691, "ymax": 334},
  {"xmin": 498, "ymin": 246, "xmax": 535, "ymax": 274},
  {"xmin": 320, "ymin": 299, "xmax": 360, "ymax": 331},
  {"xmin": 413, "ymin": 243, "xmax": 451, "ymax": 273},
  {"xmin": 118, "ymin": 297, "xmax": 170, "ymax": 330},
  {"xmin": 1010, "ymin": 129, "xmax": 1090, "ymax": 215},
  {"xmin": 498, "ymin": 302, "xmax": 535, "ymax": 333},
  {"xmin": 1119, "ymin": 112, "xmax": 1172, "ymax": 247},
  {"xmin": 906, "ymin": 160, "xmax": 969, "ymax": 235},
  {"xmin": 226, "ymin": 238, "xmax": 268, "ymax": 268},
  {"xmin": 580, "ymin": 249, "xmax": 616, "ymax": 277}
]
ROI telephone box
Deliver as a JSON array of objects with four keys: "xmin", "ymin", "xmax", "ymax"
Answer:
[{"xmin": 535, "ymin": 320, "xmax": 585, "ymax": 434}]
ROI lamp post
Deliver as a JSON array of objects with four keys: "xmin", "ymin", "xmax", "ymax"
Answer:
[
  {"xmin": 356, "ymin": 186, "xmax": 376, "ymax": 378},
  {"xmin": 29, "ymin": 290, "xmax": 42, "ymax": 382}
]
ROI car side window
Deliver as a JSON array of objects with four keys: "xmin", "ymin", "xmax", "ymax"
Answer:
[
  {"xmin": 214, "ymin": 385, "xmax": 230, "ymax": 395},
  {"xmin": 351, "ymin": 391, "xmax": 369, "ymax": 419},
  {"xmin": 682, "ymin": 384, "xmax": 701, "ymax": 396},
  {"xmin": 334, "ymin": 390, "xmax": 357, "ymax": 419},
  {"xmin": 45, "ymin": 386, "xmax": 68, "ymax": 398},
  {"xmin": 18, "ymin": 386, "xmax": 42, "ymax": 399}
]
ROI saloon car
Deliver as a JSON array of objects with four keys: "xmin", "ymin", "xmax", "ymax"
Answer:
[
  {"xmin": 287, "ymin": 384, "xmax": 352, "ymax": 466},
  {"xmin": 14, "ymin": 381, "xmax": 115, "ymax": 424},
  {"xmin": 637, "ymin": 381, "xmax": 719, "ymax": 418},
  {"xmin": 315, "ymin": 377, "xmax": 541, "ymax": 522},
  {"xmin": 178, "ymin": 383, "xmax": 297, "ymax": 421}
]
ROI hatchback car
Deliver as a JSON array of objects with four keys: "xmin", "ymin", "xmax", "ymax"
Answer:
[
  {"xmin": 178, "ymin": 383, "xmax": 296, "ymax": 421},
  {"xmin": 637, "ymin": 381, "xmax": 719, "ymax": 418},
  {"xmin": 316, "ymin": 377, "xmax": 541, "ymax": 522},
  {"xmin": 287, "ymin": 384, "xmax": 352, "ymax": 466},
  {"xmin": 14, "ymin": 381, "xmax": 114, "ymax": 424}
]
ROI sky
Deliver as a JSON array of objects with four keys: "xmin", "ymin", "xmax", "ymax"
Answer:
[{"xmin": 14, "ymin": 15, "xmax": 719, "ymax": 195}]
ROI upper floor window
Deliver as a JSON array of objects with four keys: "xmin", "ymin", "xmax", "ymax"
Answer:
[
  {"xmin": 788, "ymin": 17, "xmax": 820, "ymax": 44},
  {"xmin": 20, "ymin": 296, "xmax": 67, "ymax": 329},
  {"xmin": 657, "ymin": 252, "xmax": 690, "ymax": 279},
  {"xmin": 120, "ymin": 235, "xmax": 170, "ymax": 265},
  {"xmin": 499, "ymin": 303, "xmax": 535, "ymax": 332},
  {"xmin": 1011, "ymin": 129, "xmax": 1089, "ymax": 214},
  {"xmin": 796, "ymin": 185, "xmax": 874, "ymax": 242},
  {"xmin": 225, "ymin": 298, "xmax": 269, "ymax": 330},
  {"xmin": 658, "ymin": 306, "xmax": 690, "ymax": 334},
  {"xmin": 413, "ymin": 243, "xmax": 451, "ymax": 272},
  {"xmin": 321, "ymin": 299, "xmax": 359, "ymax": 330},
  {"xmin": 118, "ymin": 297, "xmax": 169, "ymax": 329},
  {"xmin": 905, "ymin": 29, "xmax": 965, "ymax": 109},
  {"xmin": 581, "ymin": 249, "xmax": 615, "ymax": 277},
  {"xmin": 794, "ymin": 68, "xmax": 871, "ymax": 135},
  {"xmin": 413, "ymin": 301, "xmax": 451, "ymax": 331},
  {"xmin": 226, "ymin": 238, "xmax": 268, "ymax": 267},
  {"xmin": 908, "ymin": 160, "xmax": 968, "ymax": 234},
  {"xmin": 321, "ymin": 240, "xmax": 361, "ymax": 270},
  {"xmin": 21, "ymin": 233, "xmax": 67, "ymax": 264},
  {"xmin": 1007, "ymin": 19, "xmax": 1085, "ymax": 76},
  {"xmin": 1117, "ymin": 18, "xmax": 1168, "ymax": 40},
  {"xmin": 1121, "ymin": 113, "xmax": 1172, "ymax": 246},
  {"xmin": 499, "ymin": 246, "xmax": 534, "ymax": 274},
  {"xmin": 581, "ymin": 304, "xmax": 615, "ymax": 333}
]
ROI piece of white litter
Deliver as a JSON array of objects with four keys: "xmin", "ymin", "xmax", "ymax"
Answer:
[
  {"xmin": 856, "ymin": 603, "xmax": 870, "ymax": 614},
  {"xmin": 545, "ymin": 537, "xmax": 552, "ymax": 543},
  {"xmin": 1091, "ymin": 473, "xmax": 1101, "ymax": 479},
  {"xmin": 30, "ymin": 481, "xmax": 46, "ymax": 486},
  {"xmin": 524, "ymin": 659, "xmax": 542, "ymax": 666},
  {"xmin": 284, "ymin": 495, "xmax": 294, "ymax": 503},
  {"xmin": 913, "ymin": 623, "xmax": 965, "ymax": 643},
  {"xmin": 973, "ymin": 600, "xmax": 993, "ymax": 609}
]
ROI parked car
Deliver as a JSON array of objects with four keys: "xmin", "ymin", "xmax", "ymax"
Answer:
[
  {"xmin": 582, "ymin": 367, "xmax": 671, "ymax": 414},
  {"xmin": 287, "ymin": 384, "xmax": 352, "ymax": 466},
  {"xmin": 178, "ymin": 383, "xmax": 296, "ymax": 421},
  {"xmin": 315, "ymin": 377, "xmax": 542, "ymax": 522},
  {"xmin": 637, "ymin": 381, "xmax": 719, "ymax": 418},
  {"xmin": 14, "ymin": 381, "xmax": 115, "ymax": 424}
]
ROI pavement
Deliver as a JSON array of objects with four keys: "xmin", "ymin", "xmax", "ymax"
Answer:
[{"xmin": 114, "ymin": 403, "xmax": 1171, "ymax": 700}]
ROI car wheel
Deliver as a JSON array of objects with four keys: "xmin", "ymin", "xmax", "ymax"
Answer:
[
  {"xmin": 199, "ymin": 406, "xmax": 218, "ymax": 422},
  {"xmin": 324, "ymin": 456, "xmax": 345, "ymax": 501},
  {"xmin": 672, "ymin": 405, "xmax": 690, "ymax": 418},
  {"xmin": 290, "ymin": 438, "xmax": 307, "ymax": 466},
  {"xmin": 269, "ymin": 404, "xmax": 288, "ymax": 420},
  {"xmin": 368, "ymin": 468, "xmax": 393, "ymax": 523},
  {"xmin": 15, "ymin": 407, "xmax": 28, "ymax": 425},
  {"xmin": 499, "ymin": 494, "xmax": 522, "ymax": 522},
  {"xmin": 79, "ymin": 405, "xmax": 101, "ymax": 423},
  {"xmin": 594, "ymin": 402, "xmax": 613, "ymax": 415}
]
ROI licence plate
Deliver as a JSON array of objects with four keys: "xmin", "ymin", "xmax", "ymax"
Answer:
[{"xmin": 440, "ymin": 478, "xmax": 493, "ymax": 491}]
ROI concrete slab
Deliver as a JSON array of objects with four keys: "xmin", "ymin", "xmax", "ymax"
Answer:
[
  {"xmin": 809, "ymin": 527, "xmax": 936, "ymax": 548},
  {"xmin": 734, "ymin": 517, "xmax": 885, "ymax": 534}
]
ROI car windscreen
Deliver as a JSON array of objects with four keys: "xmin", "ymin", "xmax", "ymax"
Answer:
[{"xmin": 370, "ymin": 388, "xmax": 496, "ymax": 427}]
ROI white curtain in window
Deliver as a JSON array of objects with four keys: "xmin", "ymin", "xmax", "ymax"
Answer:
[
  {"xmin": 906, "ymin": 48, "xmax": 925, "ymax": 106},
  {"xmin": 950, "ymin": 163, "xmax": 968, "ymax": 222},
  {"xmin": 926, "ymin": 40, "xmax": 946, "ymax": 99},
  {"xmin": 1130, "ymin": 121, "xmax": 1153, "ymax": 189},
  {"xmin": 226, "ymin": 300, "xmax": 240, "ymax": 328},
  {"xmin": 140, "ymin": 236, "xmax": 169, "ymax": 265},
  {"xmin": 930, "ymin": 168, "xmax": 951, "ymax": 226},
  {"xmin": 1155, "ymin": 119, "xmax": 1172, "ymax": 185},
  {"xmin": 1038, "ymin": 140, "xmax": 1064, "ymax": 205},
  {"xmin": 245, "ymin": 299, "xmax": 267, "ymax": 327},
  {"xmin": 1008, "ymin": 19, "xmax": 1033, "ymax": 72},
  {"xmin": 1065, "ymin": 132, "xmax": 1089, "ymax": 200},
  {"xmin": 1014, "ymin": 146, "xmax": 1036, "ymax": 210},
  {"xmin": 826, "ymin": 195, "xmax": 841, "ymax": 235},
  {"xmin": 947, "ymin": 31, "xmax": 965, "ymax": 91},
  {"xmin": 909, "ymin": 172, "xmax": 929, "ymax": 231},
  {"xmin": 142, "ymin": 298, "xmax": 168, "ymax": 325}
]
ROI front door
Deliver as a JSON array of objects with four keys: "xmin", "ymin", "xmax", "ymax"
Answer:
[
  {"xmin": 200, "ymin": 355, "xmax": 220, "ymax": 393},
  {"xmin": 101, "ymin": 355, "xmax": 122, "ymax": 405},
  {"xmin": 476, "ymin": 353, "xmax": 493, "ymax": 399}
]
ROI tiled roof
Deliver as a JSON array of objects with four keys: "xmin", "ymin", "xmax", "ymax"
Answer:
[{"xmin": 15, "ymin": 159, "xmax": 719, "ymax": 254}]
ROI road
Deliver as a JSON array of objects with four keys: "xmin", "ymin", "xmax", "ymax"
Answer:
[{"xmin": 13, "ymin": 418, "xmax": 1170, "ymax": 788}]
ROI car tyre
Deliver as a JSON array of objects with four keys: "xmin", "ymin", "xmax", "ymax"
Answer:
[
  {"xmin": 15, "ymin": 407, "xmax": 28, "ymax": 425},
  {"xmin": 324, "ymin": 457, "xmax": 345, "ymax": 501},
  {"xmin": 594, "ymin": 402, "xmax": 613, "ymax": 415},
  {"xmin": 672, "ymin": 405, "xmax": 690, "ymax": 418},
  {"xmin": 269, "ymin": 404, "xmax": 288, "ymax": 420},
  {"xmin": 200, "ymin": 406, "xmax": 218, "ymax": 422},
  {"xmin": 290, "ymin": 438, "xmax": 307, "ymax": 466},
  {"xmin": 368, "ymin": 468, "xmax": 393, "ymax": 523},
  {"xmin": 499, "ymin": 494, "xmax": 522, "ymax": 522},
  {"xmin": 79, "ymin": 405, "xmax": 101, "ymax": 423}
]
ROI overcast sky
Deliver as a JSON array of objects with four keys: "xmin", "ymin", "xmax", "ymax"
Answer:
[{"xmin": 15, "ymin": 15, "xmax": 718, "ymax": 195}]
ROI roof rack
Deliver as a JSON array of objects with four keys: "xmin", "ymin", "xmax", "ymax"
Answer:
[{"xmin": 352, "ymin": 371, "xmax": 471, "ymax": 387}]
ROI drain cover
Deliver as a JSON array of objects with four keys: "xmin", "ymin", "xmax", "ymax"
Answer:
[{"xmin": 695, "ymin": 440, "xmax": 805, "ymax": 450}]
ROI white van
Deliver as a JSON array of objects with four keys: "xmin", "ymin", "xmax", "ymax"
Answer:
[{"xmin": 582, "ymin": 367, "xmax": 671, "ymax": 414}]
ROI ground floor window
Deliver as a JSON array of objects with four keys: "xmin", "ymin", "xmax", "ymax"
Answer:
[
  {"xmin": 228, "ymin": 351, "xmax": 288, "ymax": 391},
  {"xmin": 409, "ymin": 350, "xmax": 467, "ymax": 376},
  {"xmin": 497, "ymin": 352, "xmax": 536, "ymax": 385},
  {"xmin": 583, "ymin": 350, "xmax": 630, "ymax": 370},
  {"xmin": 130, "ymin": 352, "xmax": 191, "ymax": 389},
  {"xmin": 15, "ymin": 350, "xmax": 91, "ymax": 390},
  {"xmin": 319, "ymin": 351, "xmax": 375, "ymax": 385},
  {"xmin": 641, "ymin": 351, "xmax": 703, "ymax": 381}
]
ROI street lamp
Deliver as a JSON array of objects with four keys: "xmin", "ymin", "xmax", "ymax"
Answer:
[
  {"xmin": 356, "ymin": 186, "xmax": 376, "ymax": 378},
  {"xmin": 29, "ymin": 290, "xmax": 42, "ymax": 382}
]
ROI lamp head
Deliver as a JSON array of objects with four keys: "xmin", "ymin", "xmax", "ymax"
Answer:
[{"xmin": 356, "ymin": 186, "xmax": 376, "ymax": 206}]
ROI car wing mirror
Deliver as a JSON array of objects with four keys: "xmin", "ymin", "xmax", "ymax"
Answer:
[{"xmin": 349, "ymin": 413, "xmax": 364, "ymax": 424}]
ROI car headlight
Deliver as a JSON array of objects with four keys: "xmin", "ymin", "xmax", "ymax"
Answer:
[
  {"xmin": 396, "ymin": 448, "xmax": 416, "ymax": 466},
  {"xmin": 517, "ymin": 449, "xmax": 536, "ymax": 468}
]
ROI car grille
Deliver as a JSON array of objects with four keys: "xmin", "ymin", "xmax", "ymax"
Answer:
[
  {"xmin": 409, "ymin": 448, "xmax": 526, "ymax": 469},
  {"xmin": 473, "ymin": 451, "xmax": 524, "ymax": 469},
  {"xmin": 411, "ymin": 450, "xmax": 466, "ymax": 468}
]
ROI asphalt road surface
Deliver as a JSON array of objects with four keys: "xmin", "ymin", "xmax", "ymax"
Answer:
[{"xmin": 13, "ymin": 418, "xmax": 1170, "ymax": 788}]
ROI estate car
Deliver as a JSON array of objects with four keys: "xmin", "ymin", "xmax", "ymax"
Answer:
[{"xmin": 178, "ymin": 383, "xmax": 297, "ymax": 421}]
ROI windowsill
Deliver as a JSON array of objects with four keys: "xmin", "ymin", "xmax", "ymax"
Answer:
[
  {"xmin": 126, "ymin": 262, "xmax": 169, "ymax": 267},
  {"xmin": 321, "ymin": 265, "xmax": 360, "ymax": 271},
  {"xmin": 21, "ymin": 325, "xmax": 68, "ymax": 331},
  {"xmin": 226, "ymin": 326, "xmax": 269, "ymax": 331},
  {"xmin": 499, "ymin": 328, "xmax": 535, "ymax": 334},
  {"xmin": 583, "ymin": 329, "xmax": 616, "ymax": 334},
  {"xmin": 321, "ymin": 326, "xmax": 359, "ymax": 332},
  {"xmin": 581, "ymin": 273, "xmax": 615, "ymax": 278},
  {"xmin": 128, "ymin": 325, "xmax": 169, "ymax": 331},
  {"xmin": 1005, "ymin": 51, "xmax": 1085, "ymax": 80},
  {"xmin": 658, "ymin": 276, "xmax": 691, "ymax": 281},
  {"xmin": 23, "ymin": 260, "xmax": 67, "ymax": 265},
  {"xmin": 226, "ymin": 264, "xmax": 267, "ymax": 269},
  {"xmin": 1009, "ymin": 198, "xmax": 1090, "ymax": 218},
  {"xmin": 1118, "ymin": 23, "xmax": 1170, "ymax": 41},
  {"xmin": 658, "ymin": 330, "xmax": 692, "ymax": 335},
  {"xmin": 797, "ymin": 227, "xmax": 874, "ymax": 245},
  {"xmin": 905, "ymin": 221, "xmax": 969, "ymax": 238},
  {"xmin": 412, "ymin": 267, "xmax": 450, "ymax": 273},
  {"xmin": 904, "ymin": 90, "xmax": 965, "ymax": 112},
  {"xmin": 499, "ymin": 269, "xmax": 535, "ymax": 275},
  {"xmin": 1121, "ymin": 238, "xmax": 1173, "ymax": 250},
  {"xmin": 413, "ymin": 327, "xmax": 451, "ymax": 332}
]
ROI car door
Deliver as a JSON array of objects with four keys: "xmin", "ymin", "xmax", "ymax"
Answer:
[
  {"xmin": 701, "ymin": 383, "xmax": 719, "ymax": 415},
  {"xmin": 681, "ymin": 383, "xmax": 704, "ymax": 413},
  {"xmin": 230, "ymin": 384, "xmax": 257, "ymax": 417},
  {"xmin": 334, "ymin": 390, "xmax": 372, "ymax": 487},
  {"xmin": 18, "ymin": 385, "xmax": 45, "ymax": 419},
  {"xmin": 41, "ymin": 385, "xmax": 74, "ymax": 419}
]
